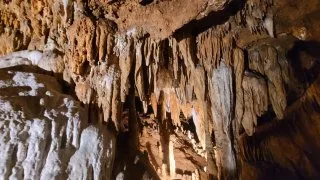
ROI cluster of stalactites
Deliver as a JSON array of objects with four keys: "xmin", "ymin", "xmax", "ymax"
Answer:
[
  {"xmin": 244, "ymin": 0, "xmax": 274, "ymax": 37},
  {"xmin": 196, "ymin": 28, "xmax": 234, "ymax": 73},
  {"xmin": 65, "ymin": 5, "xmax": 279, "ymax": 146},
  {"xmin": 235, "ymin": 44, "xmax": 288, "ymax": 136},
  {"xmin": 65, "ymin": 15, "xmax": 240, "ymax": 148},
  {"xmin": 11, "ymin": 0, "xmax": 275, "ymax": 142},
  {"xmin": 0, "ymin": 0, "xmax": 70, "ymax": 55}
]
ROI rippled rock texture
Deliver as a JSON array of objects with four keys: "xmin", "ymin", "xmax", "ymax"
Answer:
[{"xmin": 0, "ymin": 68, "xmax": 115, "ymax": 180}]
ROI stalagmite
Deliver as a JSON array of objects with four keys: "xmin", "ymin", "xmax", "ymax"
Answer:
[{"xmin": 169, "ymin": 137, "xmax": 176, "ymax": 179}]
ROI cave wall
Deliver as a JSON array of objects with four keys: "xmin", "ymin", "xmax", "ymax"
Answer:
[{"xmin": 0, "ymin": 0, "xmax": 320, "ymax": 179}]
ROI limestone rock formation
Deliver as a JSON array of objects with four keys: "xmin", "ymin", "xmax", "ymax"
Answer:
[
  {"xmin": 0, "ymin": 0, "xmax": 320, "ymax": 179},
  {"xmin": 0, "ymin": 68, "xmax": 115, "ymax": 180},
  {"xmin": 242, "ymin": 72, "xmax": 268, "ymax": 136}
]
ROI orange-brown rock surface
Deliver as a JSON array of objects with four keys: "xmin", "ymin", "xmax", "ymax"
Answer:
[{"xmin": 0, "ymin": 0, "xmax": 320, "ymax": 179}]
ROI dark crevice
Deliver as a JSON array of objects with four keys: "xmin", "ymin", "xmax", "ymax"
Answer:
[
  {"xmin": 139, "ymin": 0, "xmax": 153, "ymax": 6},
  {"xmin": 60, "ymin": 131, "xmax": 67, "ymax": 149},
  {"xmin": 134, "ymin": 96, "xmax": 144, "ymax": 114},
  {"xmin": 256, "ymin": 105, "xmax": 276, "ymax": 126},
  {"xmin": 7, "ymin": 145, "xmax": 18, "ymax": 179},
  {"xmin": 173, "ymin": 0, "xmax": 245, "ymax": 39},
  {"xmin": 287, "ymin": 40, "xmax": 320, "ymax": 91},
  {"xmin": 188, "ymin": 118, "xmax": 200, "ymax": 143},
  {"xmin": 141, "ymin": 40, "xmax": 150, "ymax": 100},
  {"xmin": 38, "ymin": 122, "xmax": 52, "ymax": 178},
  {"xmin": 88, "ymin": 102, "xmax": 100, "ymax": 124}
]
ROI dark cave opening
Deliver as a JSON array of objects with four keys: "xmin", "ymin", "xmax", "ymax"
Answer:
[{"xmin": 178, "ymin": 113, "xmax": 200, "ymax": 144}]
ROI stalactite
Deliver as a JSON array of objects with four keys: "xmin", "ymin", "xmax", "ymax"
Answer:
[
  {"xmin": 205, "ymin": 101, "xmax": 218, "ymax": 178},
  {"xmin": 2, "ymin": 0, "xmax": 316, "ymax": 179},
  {"xmin": 169, "ymin": 92, "xmax": 181, "ymax": 126},
  {"xmin": 191, "ymin": 101, "xmax": 207, "ymax": 149},
  {"xmin": 248, "ymin": 48, "xmax": 265, "ymax": 75},
  {"xmin": 233, "ymin": 48, "xmax": 245, "ymax": 130},
  {"xmin": 169, "ymin": 37, "xmax": 179, "ymax": 80},
  {"xmin": 89, "ymin": 64, "xmax": 122, "ymax": 130},
  {"xmin": 242, "ymin": 72, "xmax": 268, "ymax": 135},
  {"xmin": 222, "ymin": 35, "xmax": 233, "ymax": 66},
  {"xmin": 259, "ymin": 45, "xmax": 287, "ymax": 119},
  {"xmin": 209, "ymin": 61, "xmax": 236, "ymax": 179},
  {"xmin": 116, "ymin": 34, "xmax": 135, "ymax": 102},
  {"xmin": 95, "ymin": 19, "xmax": 116, "ymax": 63},
  {"xmin": 135, "ymin": 40, "xmax": 146, "ymax": 101},
  {"xmin": 192, "ymin": 66, "xmax": 206, "ymax": 101},
  {"xmin": 66, "ymin": 17, "xmax": 95, "ymax": 75},
  {"xmin": 178, "ymin": 36, "xmax": 195, "ymax": 72},
  {"xmin": 263, "ymin": 10, "xmax": 274, "ymax": 38}
]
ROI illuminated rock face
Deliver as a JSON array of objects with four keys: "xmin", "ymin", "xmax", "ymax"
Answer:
[
  {"xmin": 0, "ymin": 0, "xmax": 320, "ymax": 179},
  {"xmin": 0, "ymin": 69, "xmax": 115, "ymax": 180}
]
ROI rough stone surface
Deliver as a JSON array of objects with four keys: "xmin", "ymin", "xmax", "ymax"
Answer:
[
  {"xmin": 0, "ymin": 0, "xmax": 320, "ymax": 179},
  {"xmin": 0, "ymin": 68, "xmax": 115, "ymax": 180}
]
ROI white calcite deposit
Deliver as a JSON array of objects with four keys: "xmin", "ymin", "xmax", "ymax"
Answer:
[{"xmin": 0, "ymin": 67, "xmax": 115, "ymax": 180}]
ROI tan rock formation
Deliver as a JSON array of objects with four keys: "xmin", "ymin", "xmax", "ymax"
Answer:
[
  {"xmin": 0, "ymin": 0, "xmax": 319, "ymax": 179},
  {"xmin": 242, "ymin": 72, "xmax": 268, "ymax": 135}
]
